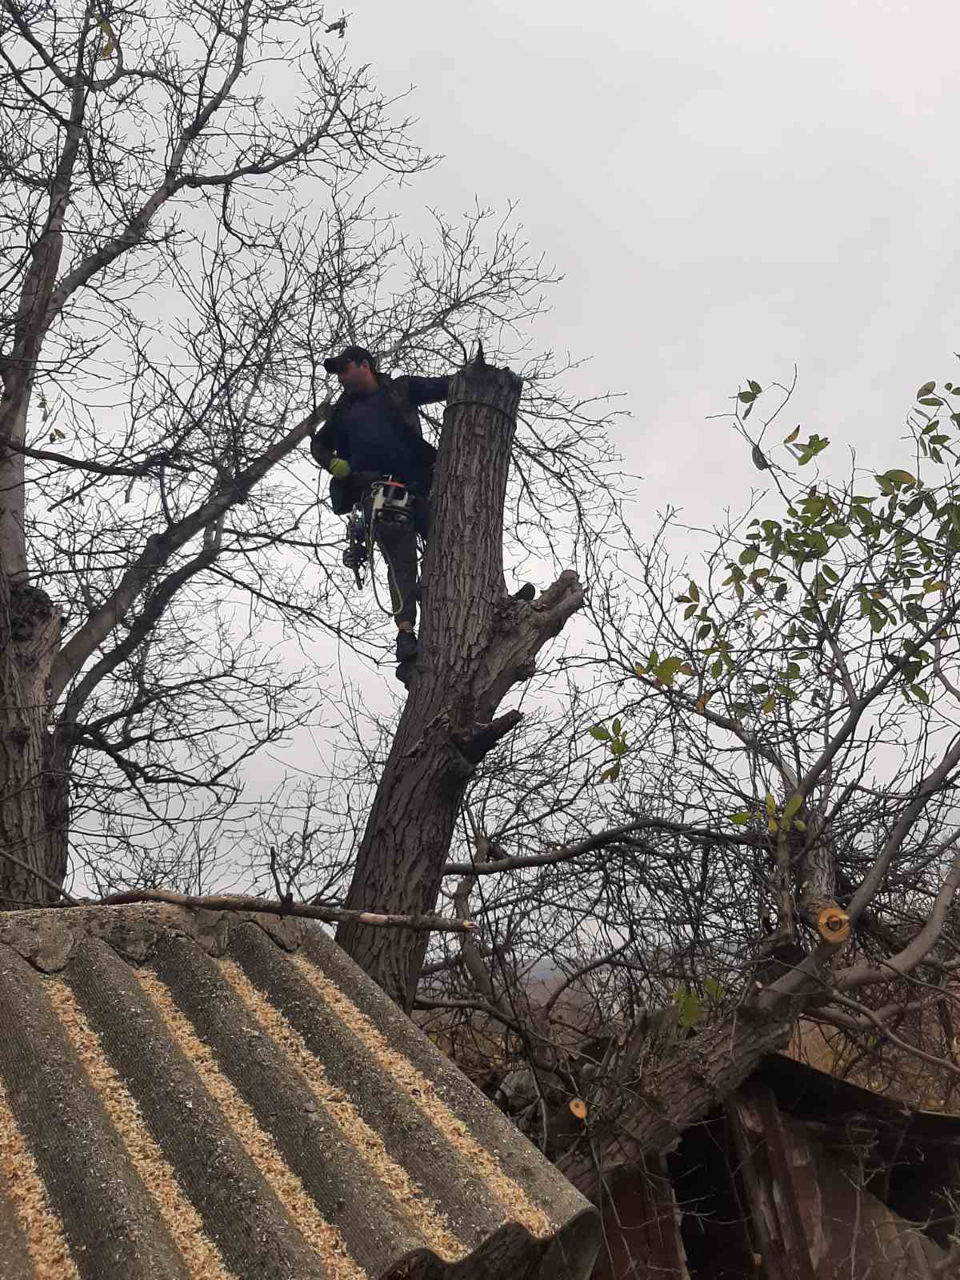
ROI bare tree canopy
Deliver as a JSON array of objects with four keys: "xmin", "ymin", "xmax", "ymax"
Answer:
[{"xmin": 0, "ymin": 0, "xmax": 620, "ymax": 905}]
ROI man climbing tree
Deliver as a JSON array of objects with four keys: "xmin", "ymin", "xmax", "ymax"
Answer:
[
  {"xmin": 336, "ymin": 349, "xmax": 585, "ymax": 1007},
  {"xmin": 0, "ymin": 0, "xmax": 611, "ymax": 905},
  {"xmin": 310, "ymin": 346, "xmax": 449, "ymax": 683}
]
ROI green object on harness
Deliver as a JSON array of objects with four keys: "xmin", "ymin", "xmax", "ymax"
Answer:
[{"xmin": 329, "ymin": 457, "xmax": 351, "ymax": 479}]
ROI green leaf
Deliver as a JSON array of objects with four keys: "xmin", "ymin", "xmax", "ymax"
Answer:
[
  {"xmin": 917, "ymin": 381, "xmax": 936, "ymax": 398},
  {"xmin": 588, "ymin": 725, "xmax": 611, "ymax": 741},
  {"xmin": 704, "ymin": 976, "xmax": 724, "ymax": 1000},
  {"xmin": 673, "ymin": 988, "xmax": 704, "ymax": 1029},
  {"xmin": 748, "ymin": 380, "xmax": 762, "ymax": 396},
  {"xmin": 910, "ymin": 684, "xmax": 930, "ymax": 705},
  {"xmin": 653, "ymin": 656, "xmax": 686, "ymax": 686},
  {"xmin": 730, "ymin": 811, "xmax": 753, "ymax": 826},
  {"xmin": 738, "ymin": 391, "xmax": 756, "ymax": 403},
  {"xmin": 877, "ymin": 469, "xmax": 917, "ymax": 488},
  {"xmin": 761, "ymin": 694, "xmax": 776, "ymax": 714},
  {"xmin": 611, "ymin": 718, "xmax": 622, "ymax": 736},
  {"xmin": 919, "ymin": 396, "xmax": 944, "ymax": 407},
  {"xmin": 783, "ymin": 792, "xmax": 804, "ymax": 821}
]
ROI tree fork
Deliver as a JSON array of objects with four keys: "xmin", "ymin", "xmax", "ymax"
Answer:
[{"xmin": 336, "ymin": 353, "xmax": 584, "ymax": 1008}]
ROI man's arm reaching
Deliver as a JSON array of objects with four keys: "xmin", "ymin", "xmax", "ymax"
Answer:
[{"xmin": 406, "ymin": 375, "xmax": 451, "ymax": 407}]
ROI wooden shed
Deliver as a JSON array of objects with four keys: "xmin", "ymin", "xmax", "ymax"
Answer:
[{"xmin": 593, "ymin": 1054, "xmax": 959, "ymax": 1279}]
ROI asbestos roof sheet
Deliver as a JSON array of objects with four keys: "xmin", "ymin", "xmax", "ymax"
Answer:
[{"xmin": 0, "ymin": 904, "xmax": 599, "ymax": 1280}]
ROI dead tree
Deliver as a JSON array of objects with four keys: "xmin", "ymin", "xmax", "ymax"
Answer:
[{"xmin": 337, "ymin": 353, "xmax": 584, "ymax": 1008}]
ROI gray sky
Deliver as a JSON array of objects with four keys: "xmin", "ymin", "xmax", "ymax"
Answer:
[
  {"xmin": 183, "ymin": 0, "xmax": 960, "ymax": 874},
  {"xmin": 352, "ymin": 0, "xmax": 960, "ymax": 525}
]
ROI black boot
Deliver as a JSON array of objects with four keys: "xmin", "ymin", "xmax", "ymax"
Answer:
[{"xmin": 395, "ymin": 630, "xmax": 419, "ymax": 663}]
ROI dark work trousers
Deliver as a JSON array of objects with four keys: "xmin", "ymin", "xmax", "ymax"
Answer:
[{"xmin": 363, "ymin": 484, "xmax": 430, "ymax": 628}]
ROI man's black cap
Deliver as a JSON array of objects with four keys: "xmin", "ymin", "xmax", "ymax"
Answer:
[{"xmin": 323, "ymin": 345, "xmax": 377, "ymax": 374}]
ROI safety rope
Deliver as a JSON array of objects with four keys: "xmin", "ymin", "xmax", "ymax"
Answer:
[
  {"xmin": 445, "ymin": 399, "xmax": 518, "ymax": 426},
  {"xmin": 366, "ymin": 515, "xmax": 408, "ymax": 620},
  {"xmin": 362, "ymin": 485, "xmax": 422, "ymax": 621}
]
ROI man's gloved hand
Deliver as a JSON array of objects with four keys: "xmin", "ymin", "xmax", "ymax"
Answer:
[{"xmin": 328, "ymin": 457, "xmax": 351, "ymax": 479}]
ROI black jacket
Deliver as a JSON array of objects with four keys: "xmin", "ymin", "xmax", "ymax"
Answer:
[{"xmin": 310, "ymin": 374, "xmax": 449, "ymax": 513}]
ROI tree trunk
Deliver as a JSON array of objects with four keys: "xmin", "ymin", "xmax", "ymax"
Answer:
[
  {"xmin": 336, "ymin": 354, "xmax": 584, "ymax": 1007},
  {"xmin": 555, "ymin": 993, "xmax": 807, "ymax": 1196},
  {"xmin": 0, "ymin": 577, "xmax": 63, "ymax": 908},
  {"xmin": 0, "ymin": 392, "xmax": 28, "ymax": 584}
]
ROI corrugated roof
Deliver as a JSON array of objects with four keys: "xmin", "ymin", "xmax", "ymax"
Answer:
[{"xmin": 0, "ymin": 904, "xmax": 599, "ymax": 1280}]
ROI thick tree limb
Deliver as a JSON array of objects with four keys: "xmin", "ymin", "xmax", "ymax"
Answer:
[
  {"xmin": 847, "ymin": 739, "xmax": 960, "ymax": 925},
  {"xmin": 48, "ymin": 408, "xmax": 321, "ymax": 704},
  {"xmin": 836, "ymin": 840, "xmax": 960, "ymax": 992},
  {"xmin": 96, "ymin": 888, "xmax": 477, "ymax": 933},
  {"xmin": 61, "ymin": 520, "xmax": 222, "ymax": 726},
  {"xmin": 450, "ymin": 709, "xmax": 523, "ymax": 765}
]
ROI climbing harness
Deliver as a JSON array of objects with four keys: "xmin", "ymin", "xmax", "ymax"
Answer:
[{"xmin": 342, "ymin": 477, "xmax": 419, "ymax": 618}]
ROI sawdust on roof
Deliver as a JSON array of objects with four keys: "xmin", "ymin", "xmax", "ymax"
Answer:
[
  {"xmin": 137, "ymin": 967, "xmax": 369, "ymax": 1280},
  {"xmin": 0, "ymin": 1076, "xmax": 79, "ymax": 1280},
  {"xmin": 221, "ymin": 957, "xmax": 465, "ymax": 1261},
  {"xmin": 293, "ymin": 952, "xmax": 555, "ymax": 1239},
  {"xmin": 46, "ymin": 978, "xmax": 236, "ymax": 1280}
]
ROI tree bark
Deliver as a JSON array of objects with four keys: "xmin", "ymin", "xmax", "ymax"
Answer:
[
  {"xmin": 0, "ymin": 577, "xmax": 63, "ymax": 907},
  {"xmin": 555, "ymin": 976, "xmax": 825, "ymax": 1196},
  {"xmin": 336, "ymin": 354, "xmax": 584, "ymax": 1008}
]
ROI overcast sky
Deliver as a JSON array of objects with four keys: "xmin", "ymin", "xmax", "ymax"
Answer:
[
  {"xmin": 208, "ymin": 0, "xmax": 960, "ymax": 861},
  {"xmin": 346, "ymin": 0, "xmax": 960, "ymax": 527}
]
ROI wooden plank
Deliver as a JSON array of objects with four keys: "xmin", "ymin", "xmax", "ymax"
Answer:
[
  {"xmin": 726, "ymin": 1086, "xmax": 811, "ymax": 1280},
  {"xmin": 592, "ymin": 1159, "xmax": 689, "ymax": 1280}
]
